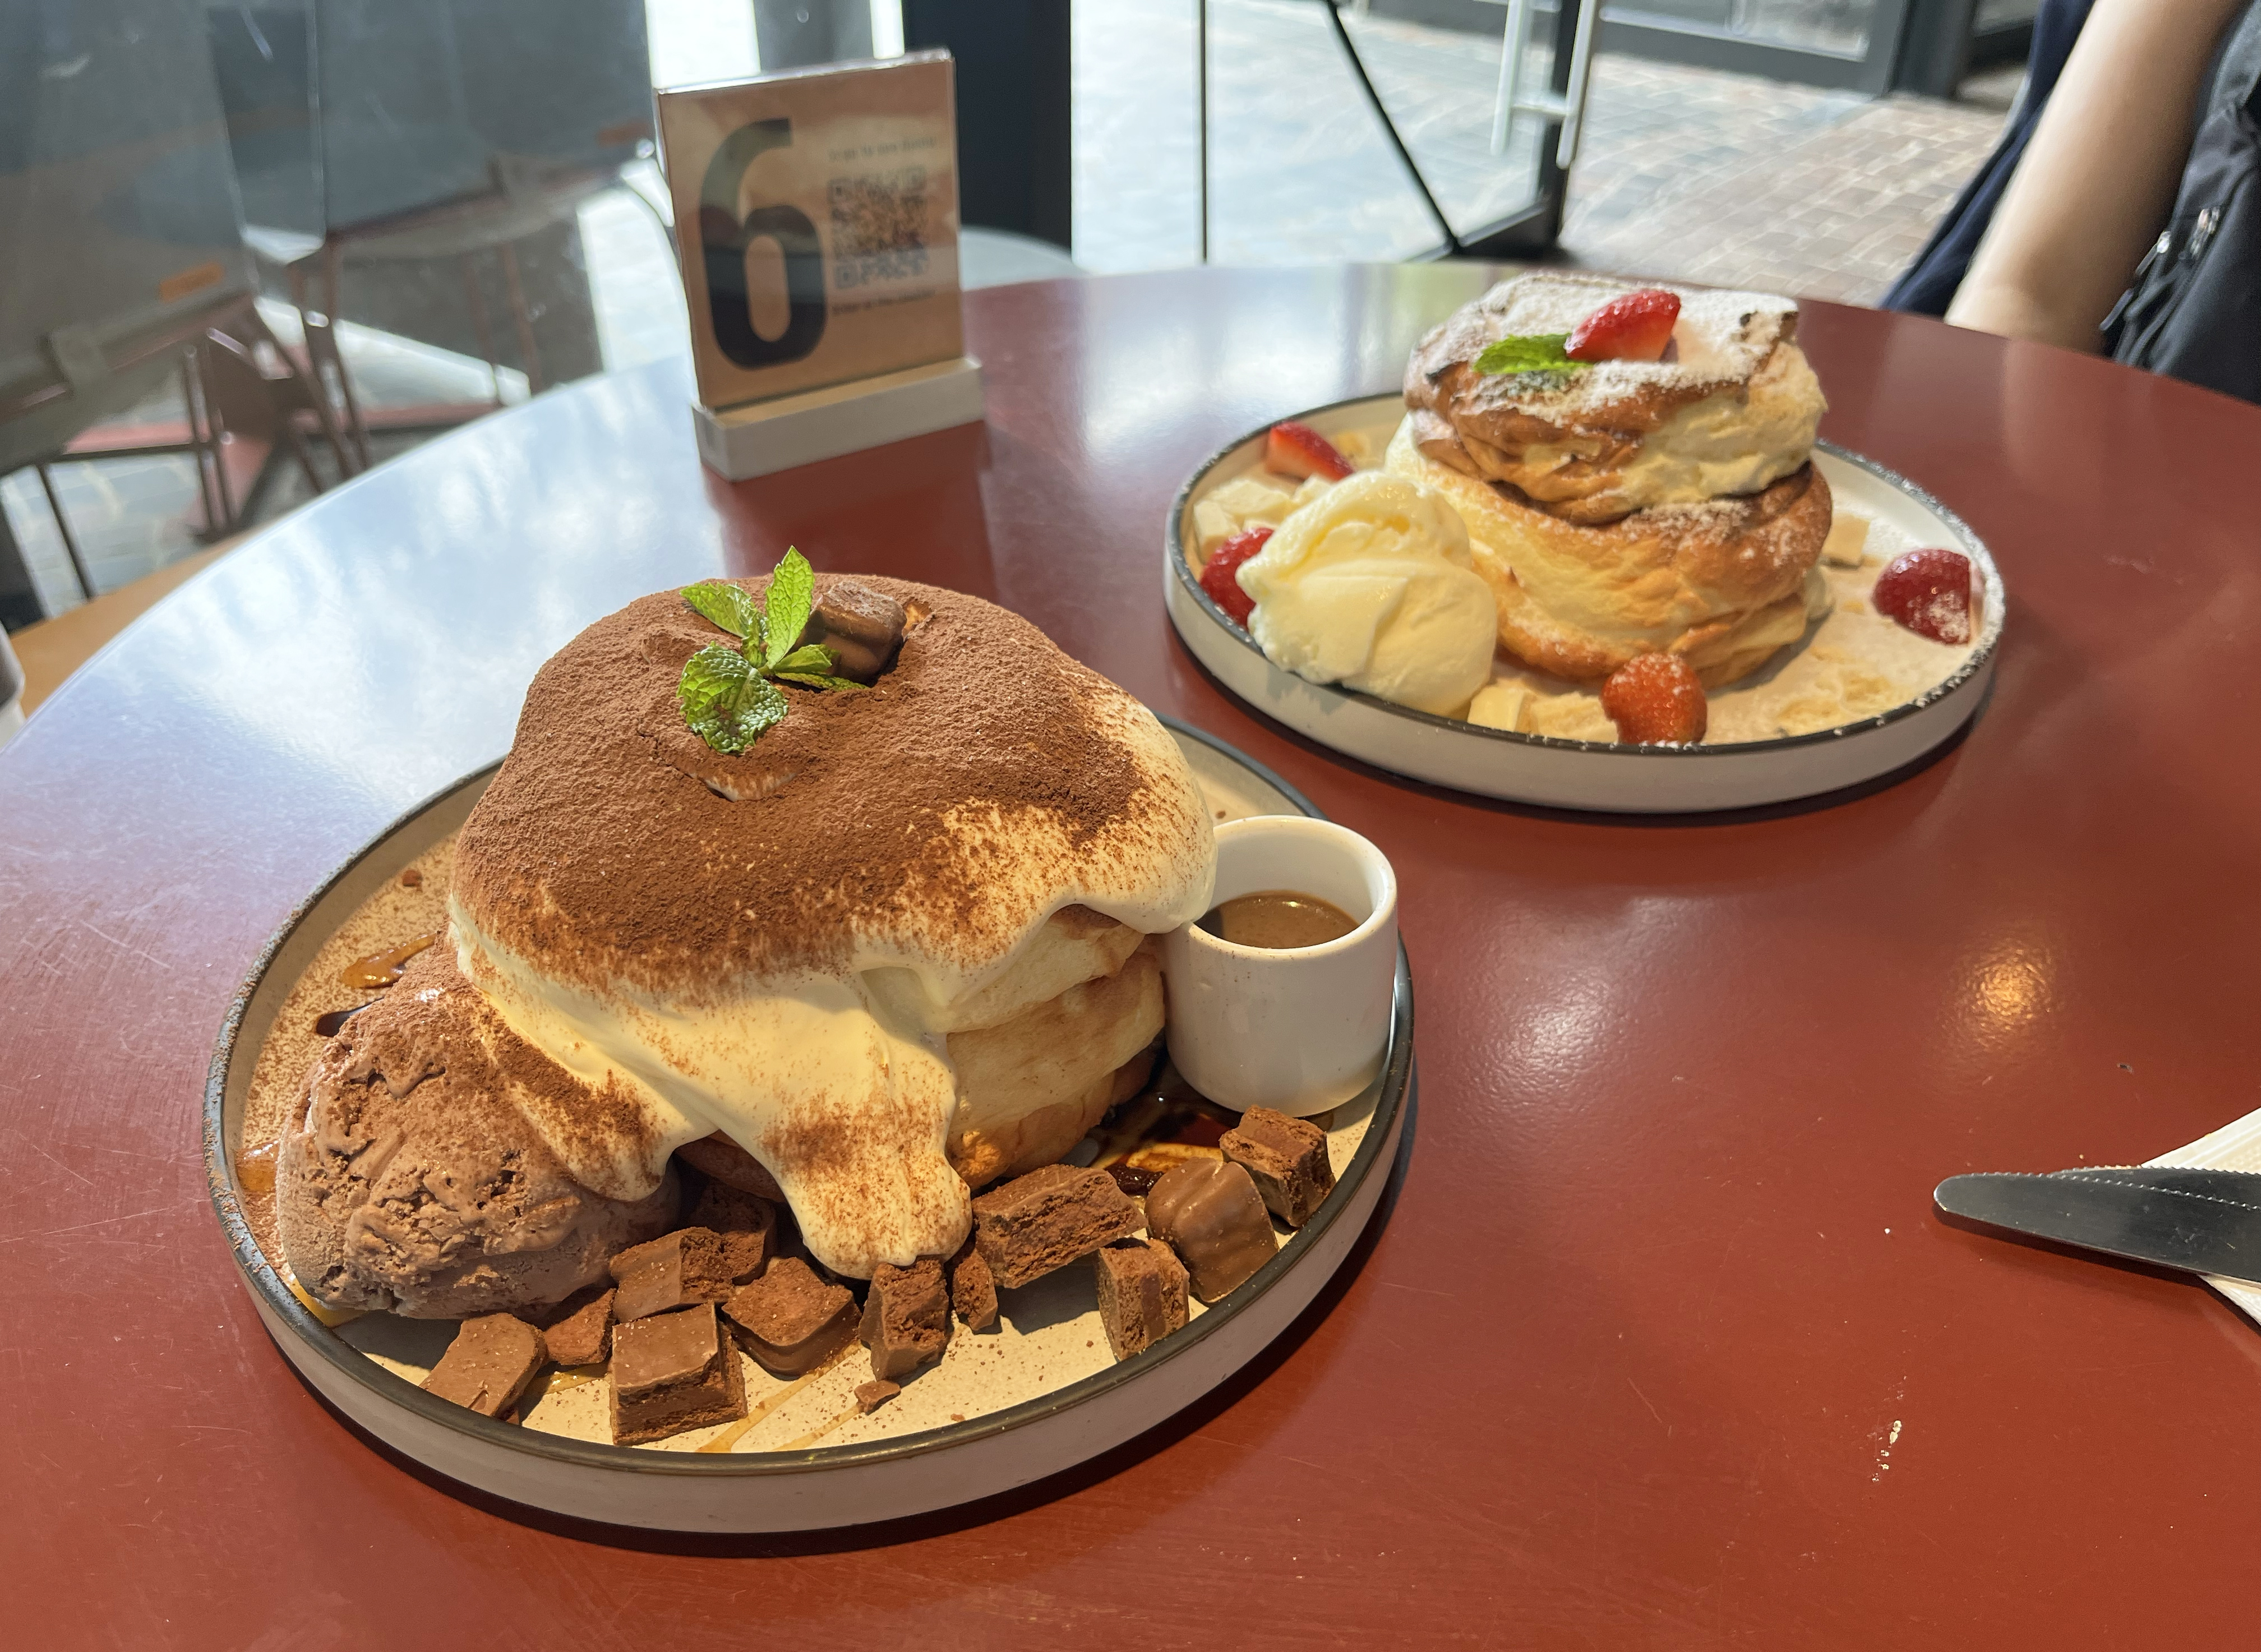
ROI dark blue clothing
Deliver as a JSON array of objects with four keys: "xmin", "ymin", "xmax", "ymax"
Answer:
[{"xmin": 1882, "ymin": 0, "xmax": 2098, "ymax": 315}]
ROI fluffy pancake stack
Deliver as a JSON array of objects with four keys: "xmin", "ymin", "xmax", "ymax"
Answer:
[
  {"xmin": 278, "ymin": 578, "xmax": 1215, "ymax": 1309},
  {"xmin": 1392, "ymin": 273, "xmax": 1834, "ymax": 685}
]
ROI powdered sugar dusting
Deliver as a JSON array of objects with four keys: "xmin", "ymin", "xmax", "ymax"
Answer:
[{"xmin": 1460, "ymin": 273, "xmax": 1797, "ymax": 420}]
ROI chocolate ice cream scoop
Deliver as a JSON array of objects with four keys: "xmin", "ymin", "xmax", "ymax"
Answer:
[
  {"xmin": 275, "ymin": 949, "xmax": 679, "ymax": 1318},
  {"xmin": 1145, "ymin": 1159, "xmax": 1277, "ymax": 1303}
]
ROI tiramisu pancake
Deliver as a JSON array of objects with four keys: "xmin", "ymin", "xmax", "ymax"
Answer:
[
  {"xmin": 1391, "ymin": 272, "xmax": 1833, "ymax": 686},
  {"xmin": 278, "ymin": 574, "xmax": 1215, "ymax": 1303}
]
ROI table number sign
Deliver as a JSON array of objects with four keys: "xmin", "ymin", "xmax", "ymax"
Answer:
[{"xmin": 657, "ymin": 51, "xmax": 984, "ymax": 479}]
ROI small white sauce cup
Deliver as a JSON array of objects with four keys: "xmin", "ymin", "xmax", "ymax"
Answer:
[{"xmin": 1162, "ymin": 816, "xmax": 1398, "ymax": 1117}]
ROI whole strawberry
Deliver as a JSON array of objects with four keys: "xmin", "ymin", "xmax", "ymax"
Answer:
[
  {"xmin": 1872, "ymin": 548, "xmax": 1974, "ymax": 644},
  {"xmin": 1601, "ymin": 652, "xmax": 1708, "ymax": 745},
  {"xmin": 1198, "ymin": 526, "xmax": 1271, "ymax": 626},
  {"xmin": 1566, "ymin": 288, "xmax": 1681, "ymax": 363}
]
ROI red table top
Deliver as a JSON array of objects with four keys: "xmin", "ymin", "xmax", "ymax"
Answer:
[{"xmin": 6, "ymin": 266, "xmax": 2258, "ymax": 1648}]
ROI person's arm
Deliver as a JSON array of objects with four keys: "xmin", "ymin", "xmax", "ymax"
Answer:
[{"xmin": 1947, "ymin": 0, "xmax": 2249, "ymax": 351}]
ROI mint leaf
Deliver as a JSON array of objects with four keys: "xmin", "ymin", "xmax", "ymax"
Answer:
[
  {"xmin": 1473, "ymin": 333, "xmax": 1588, "ymax": 376},
  {"xmin": 678, "ymin": 644, "xmax": 788, "ymax": 753},
  {"xmin": 774, "ymin": 671, "xmax": 867, "ymax": 691},
  {"xmin": 762, "ymin": 548, "xmax": 816, "ymax": 669},
  {"xmin": 682, "ymin": 581, "xmax": 764, "ymax": 640},
  {"xmin": 770, "ymin": 643, "xmax": 837, "ymax": 677}
]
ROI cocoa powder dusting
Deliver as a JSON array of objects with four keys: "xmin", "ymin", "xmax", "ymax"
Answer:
[{"xmin": 451, "ymin": 578, "xmax": 1191, "ymax": 999}]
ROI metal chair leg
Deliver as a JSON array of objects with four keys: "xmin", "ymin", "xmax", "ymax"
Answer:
[
  {"xmin": 195, "ymin": 343, "xmax": 239, "ymax": 537},
  {"xmin": 34, "ymin": 464, "xmax": 94, "ymax": 601},
  {"xmin": 462, "ymin": 254, "xmax": 505, "ymax": 407},
  {"xmin": 181, "ymin": 357, "xmax": 222, "ymax": 538},
  {"xmin": 322, "ymin": 243, "xmax": 372, "ymax": 469},
  {"xmin": 497, "ymin": 240, "xmax": 546, "ymax": 395}
]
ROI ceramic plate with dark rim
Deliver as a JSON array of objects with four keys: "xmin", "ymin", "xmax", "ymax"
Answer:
[
  {"xmin": 205, "ymin": 716, "xmax": 1411, "ymax": 1533},
  {"xmin": 1165, "ymin": 394, "xmax": 2004, "ymax": 813}
]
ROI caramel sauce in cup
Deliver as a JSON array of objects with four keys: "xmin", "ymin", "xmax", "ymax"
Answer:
[{"xmin": 1162, "ymin": 818, "xmax": 1397, "ymax": 1118}]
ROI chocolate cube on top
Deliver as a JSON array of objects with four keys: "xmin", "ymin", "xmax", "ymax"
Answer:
[
  {"xmin": 608, "ymin": 1302, "xmax": 746, "ymax": 1446},
  {"xmin": 1146, "ymin": 1159, "xmax": 1277, "ymax": 1304},
  {"xmin": 537, "ymin": 1286, "xmax": 616, "ymax": 1368},
  {"xmin": 722, "ymin": 1257, "xmax": 859, "ymax": 1377},
  {"xmin": 423, "ymin": 1313, "xmax": 546, "ymax": 1419},
  {"xmin": 686, "ymin": 1183, "xmax": 777, "ymax": 1284},
  {"xmin": 798, "ymin": 580, "xmax": 906, "ymax": 684},
  {"xmin": 1092, "ymin": 1239, "xmax": 1189, "ymax": 1363},
  {"xmin": 970, "ymin": 1164, "xmax": 1144, "ymax": 1290},
  {"xmin": 609, "ymin": 1227, "xmax": 736, "ymax": 1322},
  {"xmin": 1219, "ymin": 1107, "xmax": 1336, "ymax": 1229},
  {"xmin": 860, "ymin": 1258, "xmax": 949, "ymax": 1381}
]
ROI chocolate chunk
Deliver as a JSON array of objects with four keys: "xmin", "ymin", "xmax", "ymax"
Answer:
[
  {"xmin": 537, "ymin": 1286, "xmax": 616, "ymax": 1367},
  {"xmin": 1105, "ymin": 1162, "xmax": 1160, "ymax": 1197},
  {"xmin": 687, "ymin": 1183, "xmax": 777, "ymax": 1282},
  {"xmin": 1220, "ymin": 1107, "xmax": 1336, "ymax": 1228},
  {"xmin": 970, "ymin": 1164, "xmax": 1143, "ymax": 1290},
  {"xmin": 799, "ymin": 580, "xmax": 906, "ymax": 683},
  {"xmin": 855, "ymin": 1379, "xmax": 900, "ymax": 1414},
  {"xmin": 608, "ymin": 1227, "xmax": 736, "ymax": 1322},
  {"xmin": 722, "ymin": 1257, "xmax": 858, "ymax": 1377},
  {"xmin": 399, "ymin": 867, "xmax": 423, "ymax": 888},
  {"xmin": 423, "ymin": 1313, "xmax": 546, "ymax": 1418},
  {"xmin": 1146, "ymin": 1159, "xmax": 1277, "ymax": 1303},
  {"xmin": 948, "ymin": 1237, "xmax": 998, "ymax": 1331},
  {"xmin": 608, "ymin": 1302, "xmax": 746, "ymax": 1445},
  {"xmin": 675, "ymin": 1132, "xmax": 785, "ymax": 1201},
  {"xmin": 1092, "ymin": 1239, "xmax": 1188, "ymax": 1362},
  {"xmin": 860, "ymin": 1258, "xmax": 948, "ymax": 1381}
]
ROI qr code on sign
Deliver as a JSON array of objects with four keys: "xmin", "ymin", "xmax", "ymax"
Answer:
[{"xmin": 829, "ymin": 168, "xmax": 930, "ymax": 288}]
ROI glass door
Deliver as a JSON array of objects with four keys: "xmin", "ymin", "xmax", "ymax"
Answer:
[{"xmin": 1563, "ymin": 0, "xmax": 1917, "ymax": 94}]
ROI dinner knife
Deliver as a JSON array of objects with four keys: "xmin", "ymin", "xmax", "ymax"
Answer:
[{"xmin": 1934, "ymin": 1166, "xmax": 2261, "ymax": 1286}]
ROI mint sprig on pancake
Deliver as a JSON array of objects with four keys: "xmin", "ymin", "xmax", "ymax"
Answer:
[
  {"xmin": 1471, "ymin": 333, "xmax": 1590, "ymax": 377},
  {"xmin": 677, "ymin": 550, "xmax": 863, "ymax": 753}
]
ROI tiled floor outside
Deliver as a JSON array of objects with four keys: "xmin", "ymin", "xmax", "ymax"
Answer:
[{"xmin": 4, "ymin": 1, "xmax": 2015, "ymax": 625}]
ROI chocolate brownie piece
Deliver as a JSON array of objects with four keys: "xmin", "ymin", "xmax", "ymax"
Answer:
[
  {"xmin": 609, "ymin": 1227, "xmax": 735, "ymax": 1322},
  {"xmin": 608, "ymin": 1302, "xmax": 746, "ymax": 1446},
  {"xmin": 970, "ymin": 1164, "xmax": 1143, "ymax": 1289},
  {"xmin": 948, "ymin": 1235, "xmax": 998, "ymax": 1331},
  {"xmin": 538, "ymin": 1286, "xmax": 616, "ymax": 1367},
  {"xmin": 1146, "ymin": 1159, "xmax": 1277, "ymax": 1303},
  {"xmin": 860, "ymin": 1258, "xmax": 948, "ymax": 1381},
  {"xmin": 423, "ymin": 1314, "xmax": 546, "ymax": 1418},
  {"xmin": 722, "ymin": 1257, "xmax": 858, "ymax": 1377},
  {"xmin": 687, "ymin": 1183, "xmax": 777, "ymax": 1283},
  {"xmin": 1220, "ymin": 1107, "xmax": 1335, "ymax": 1228},
  {"xmin": 1092, "ymin": 1239, "xmax": 1188, "ymax": 1362},
  {"xmin": 855, "ymin": 1379, "xmax": 901, "ymax": 1414}
]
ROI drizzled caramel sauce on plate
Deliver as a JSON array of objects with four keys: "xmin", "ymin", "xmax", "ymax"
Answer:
[{"xmin": 339, "ymin": 931, "xmax": 442, "ymax": 989}]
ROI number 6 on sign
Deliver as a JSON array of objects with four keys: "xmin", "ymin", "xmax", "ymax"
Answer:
[
  {"xmin": 700, "ymin": 118, "xmax": 827, "ymax": 368},
  {"xmin": 658, "ymin": 52, "xmax": 967, "ymax": 413}
]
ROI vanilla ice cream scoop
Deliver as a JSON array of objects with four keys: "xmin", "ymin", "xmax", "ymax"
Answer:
[{"xmin": 1237, "ymin": 471, "xmax": 1498, "ymax": 716}]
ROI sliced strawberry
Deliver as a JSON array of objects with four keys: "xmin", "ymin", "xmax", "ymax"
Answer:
[
  {"xmin": 1265, "ymin": 421, "xmax": 1354, "ymax": 482},
  {"xmin": 1565, "ymin": 288, "xmax": 1682, "ymax": 363},
  {"xmin": 1871, "ymin": 548, "xmax": 1973, "ymax": 644},
  {"xmin": 1601, "ymin": 652, "xmax": 1708, "ymax": 745},
  {"xmin": 1198, "ymin": 526, "xmax": 1271, "ymax": 626}
]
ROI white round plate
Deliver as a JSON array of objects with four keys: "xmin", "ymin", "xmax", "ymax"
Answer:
[
  {"xmin": 204, "ymin": 718, "xmax": 1411, "ymax": 1533},
  {"xmin": 1166, "ymin": 394, "xmax": 2004, "ymax": 813}
]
